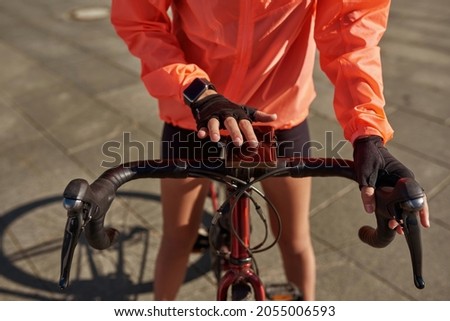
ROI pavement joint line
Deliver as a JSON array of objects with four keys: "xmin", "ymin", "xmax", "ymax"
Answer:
[
  {"xmin": 0, "ymin": 2, "xmax": 140, "ymax": 80},
  {"xmin": 393, "ymin": 106, "xmax": 450, "ymax": 128},
  {"xmin": 0, "ymin": 39, "xmax": 147, "ymax": 145},
  {"xmin": 312, "ymin": 232, "xmax": 417, "ymax": 301},
  {"xmin": 425, "ymin": 173, "xmax": 450, "ymax": 200},
  {"xmin": 1, "ymin": 91, "xmax": 100, "ymax": 181},
  {"xmin": 0, "ymin": 50, "xmax": 155, "ymax": 163},
  {"xmin": 310, "ymin": 182, "xmax": 357, "ymax": 217},
  {"xmin": 430, "ymin": 217, "xmax": 450, "ymax": 232},
  {"xmin": 65, "ymin": 126, "xmax": 127, "ymax": 156},
  {"xmin": 2, "ymin": 226, "xmax": 43, "ymax": 283},
  {"xmin": 389, "ymin": 140, "xmax": 450, "ymax": 170}
]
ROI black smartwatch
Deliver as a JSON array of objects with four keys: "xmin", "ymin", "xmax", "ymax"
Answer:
[{"xmin": 183, "ymin": 78, "xmax": 216, "ymax": 106}]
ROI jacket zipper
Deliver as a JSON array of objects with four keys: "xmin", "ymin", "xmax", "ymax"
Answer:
[{"xmin": 226, "ymin": 1, "xmax": 254, "ymax": 101}]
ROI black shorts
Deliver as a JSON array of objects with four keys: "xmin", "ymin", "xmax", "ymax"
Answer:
[{"xmin": 160, "ymin": 120, "xmax": 311, "ymax": 159}]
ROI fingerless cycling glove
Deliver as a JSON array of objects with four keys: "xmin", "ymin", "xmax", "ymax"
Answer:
[
  {"xmin": 190, "ymin": 94, "xmax": 257, "ymax": 130},
  {"xmin": 353, "ymin": 136, "xmax": 415, "ymax": 188}
]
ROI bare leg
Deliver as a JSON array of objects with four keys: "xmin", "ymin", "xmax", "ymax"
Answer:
[
  {"xmin": 154, "ymin": 177, "xmax": 210, "ymax": 300},
  {"xmin": 261, "ymin": 176, "xmax": 314, "ymax": 300}
]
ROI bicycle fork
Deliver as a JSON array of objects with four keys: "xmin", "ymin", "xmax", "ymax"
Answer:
[{"xmin": 216, "ymin": 193, "xmax": 266, "ymax": 300}]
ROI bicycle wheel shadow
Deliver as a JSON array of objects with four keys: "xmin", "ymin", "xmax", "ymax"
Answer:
[{"xmin": 0, "ymin": 191, "xmax": 213, "ymax": 300}]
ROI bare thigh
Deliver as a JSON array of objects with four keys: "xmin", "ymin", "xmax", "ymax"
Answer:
[{"xmin": 261, "ymin": 176, "xmax": 312, "ymax": 249}]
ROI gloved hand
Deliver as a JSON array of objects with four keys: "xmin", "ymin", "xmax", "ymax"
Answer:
[
  {"xmin": 191, "ymin": 94, "xmax": 257, "ymax": 131},
  {"xmin": 190, "ymin": 93, "xmax": 276, "ymax": 145},
  {"xmin": 353, "ymin": 135, "xmax": 415, "ymax": 213},
  {"xmin": 353, "ymin": 135, "xmax": 415, "ymax": 187},
  {"xmin": 353, "ymin": 135, "xmax": 430, "ymax": 233}
]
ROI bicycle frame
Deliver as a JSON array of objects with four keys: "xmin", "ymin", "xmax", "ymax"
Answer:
[
  {"xmin": 216, "ymin": 191, "xmax": 266, "ymax": 300},
  {"xmin": 213, "ymin": 128, "xmax": 281, "ymax": 300},
  {"xmin": 58, "ymin": 128, "xmax": 426, "ymax": 298}
]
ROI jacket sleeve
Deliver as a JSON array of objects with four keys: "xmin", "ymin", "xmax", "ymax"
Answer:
[
  {"xmin": 314, "ymin": 0, "xmax": 394, "ymax": 144},
  {"xmin": 110, "ymin": 0, "xmax": 209, "ymax": 103}
]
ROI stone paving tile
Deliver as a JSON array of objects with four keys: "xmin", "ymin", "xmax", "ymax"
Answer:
[
  {"xmin": 315, "ymin": 250, "xmax": 408, "ymax": 301},
  {"xmin": 42, "ymin": 54, "xmax": 137, "ymax": 95},
  {"xmin": 95, "ymin": 83, "xmax": 163, "ymax": 139},
  {"xmin": 388, "ymin": 111, "xmax": 450, "ymax": 167},
  {"xmin": 0, "ymin": 99, "xmax": 40, "ymax": 155}
]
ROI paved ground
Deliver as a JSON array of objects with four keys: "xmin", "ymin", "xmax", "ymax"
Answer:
[{"xmin": 0, "ymin": 0, "xmax": 449, "ymax": 301}]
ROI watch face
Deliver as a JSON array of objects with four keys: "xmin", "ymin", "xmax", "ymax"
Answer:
[{"xmin": 183, "ymin": 78, "xmax": 209, "ymax": 105}]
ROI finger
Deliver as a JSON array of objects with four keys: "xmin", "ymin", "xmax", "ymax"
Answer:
[
  {"xmin": 361, "ymin": 186, "xmax": 375, "ymax": 213},
  {"xmin": 388, "ymin": 219, "xmax": 399, "ymax": 230},
  {"xmin": 207, "ymin": 118, "xmax": 221, "ymax": 142},
  {"xmin": 388, "ymin": 219, "xmax": 404, "ymax": 235},
  {"xmin": 238, "ymin": 119, "xmax": 258, "ymax": 147},
  {"xmin": 223, "ymin": 117, "xmax": 243, "ymax": 146},
  {"xmin": 419, "ymin": 194, "xmax": 430, "ymax": 228},
  {"xmin": 197, "ymin": 127, "xmax": 208, "ymax": 139},
  {"xmin": 253, "ymin": 111, "xmax": 277, "ymax": 123},
  {"xmin": 395, "ymin": 225, "xmax": 404, "ymax": 235}
]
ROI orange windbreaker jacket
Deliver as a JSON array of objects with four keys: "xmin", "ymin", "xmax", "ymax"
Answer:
[{"xmin": 111, "ymin": 0, "xmax": 394, "ymax": 143}]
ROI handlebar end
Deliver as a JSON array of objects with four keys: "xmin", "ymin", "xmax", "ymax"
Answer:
[
  {"xmin": 59, "ymin": 277, "xmax": 69, "ymax": 290},
  {"xmin": 414, "ymin": 275, "xmax": 425, "ymax": 289},
  {"xmin": 358, "ymin": 225, "xmax": 394, "ymax": 248}
]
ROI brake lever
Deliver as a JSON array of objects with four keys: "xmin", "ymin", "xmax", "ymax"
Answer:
[
  {"xmin": 358, "ymin": 177, "xmax": 425, "ymax": 289},
  {"xmin": 59, "ymin": 179, "xmax": 97, "ymax": 289},
  {"xmin": 399, "ymin": 193, "xmax": 425, "ymax": 289}
]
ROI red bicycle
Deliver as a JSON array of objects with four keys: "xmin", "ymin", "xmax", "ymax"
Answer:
[{"xmin": 59, "ymin": 127, "xmax": 425, "ymax": 300}]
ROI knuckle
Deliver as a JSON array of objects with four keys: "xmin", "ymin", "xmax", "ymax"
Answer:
[
  {"xmin": 238, "ymin": 119, "xmax": 252, "ymax": 130},
  {"xmin": 223, "ymin": 117, "xmax": 236, "ymax": 127}
]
